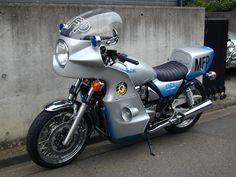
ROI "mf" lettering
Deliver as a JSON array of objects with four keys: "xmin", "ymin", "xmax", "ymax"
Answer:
[{"xmin": 195, "ymin": 56, "xmax": 209, "ymax": 71}]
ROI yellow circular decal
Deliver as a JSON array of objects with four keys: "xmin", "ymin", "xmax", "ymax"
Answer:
[{"xmin": 116, "ymin": 82, "xmax": 128, "ymax": 96}]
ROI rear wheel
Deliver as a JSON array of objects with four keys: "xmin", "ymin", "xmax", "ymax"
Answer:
[
  {"xmin": 165, "ymin": 79, "xmax": 206, "ymax": 133},
  {"xmin": 27, "ymin": 108, "xmax": 91, "ymax": 168}
]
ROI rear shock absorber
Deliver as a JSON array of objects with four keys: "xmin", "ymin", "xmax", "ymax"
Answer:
[{"xmin": 186, "ymin": 87, "xmax": 194, "ymax": 107}]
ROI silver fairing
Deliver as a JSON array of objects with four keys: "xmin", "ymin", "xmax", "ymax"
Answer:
[
  {"xmin": 53, "ymin": 35, "xmax": 150, "ymax": 142},
  {"xmin": 110, "ymin": 58, "xmax": 156, "ymax": 85}
]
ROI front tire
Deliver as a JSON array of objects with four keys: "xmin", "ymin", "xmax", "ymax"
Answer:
[
  {"xmin": 27, "ymin": 108, "xmax": 91, "ymax": 168},
  {"xmin": 165, "ymin": 79, "xmax": 206, "ymax": 134}
]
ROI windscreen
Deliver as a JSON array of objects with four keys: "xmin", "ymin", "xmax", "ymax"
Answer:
[{"xmin": 60, "ymin": 9, "xmax": 122, "ymax": 40}]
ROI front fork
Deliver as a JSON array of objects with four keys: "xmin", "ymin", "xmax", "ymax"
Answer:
[
  {"xmin": 68, "ymin": 79, "xmax": 82, "ymax": 102},
  {"xmin": 63, "ymin": 79, "xmax": 94, "ymax": 146}
]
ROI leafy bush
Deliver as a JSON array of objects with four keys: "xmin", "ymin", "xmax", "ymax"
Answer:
[{"xmin": 184, "ymin": 0, "xmax": 236, "ymax": 12}]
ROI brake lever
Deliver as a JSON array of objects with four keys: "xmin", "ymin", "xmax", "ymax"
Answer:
[{"xmin": 106, "ymin": 36, "xmax": 119, "ymax": 45}]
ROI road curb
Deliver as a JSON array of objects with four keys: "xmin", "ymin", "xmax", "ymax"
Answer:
[
  {"xmin": 1, "ymin": 99, "xmax": 236, "ymax": 169},
  {"xmin": 0, "ymin": 154, "xmax": 30, "ymax": 169},
  {"xmin": 0, "ymin": 134, "xmax": 105, "ymax": 169}
]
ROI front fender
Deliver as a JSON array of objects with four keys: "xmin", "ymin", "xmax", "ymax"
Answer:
[
  {"xmin": 44, "ymin": 100, "xmax": 75, "ymax": 112},
  {"xmin": 44, "ymin": 100, "xmax": 95, "ymax": 135}
]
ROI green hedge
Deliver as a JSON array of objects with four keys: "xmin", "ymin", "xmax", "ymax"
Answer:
[{"xmin": 184, "ymin": 0, "xmax": 236, "ymax": 12}]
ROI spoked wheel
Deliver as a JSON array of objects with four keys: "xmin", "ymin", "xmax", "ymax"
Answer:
[
  {"xmin": 165, "ymin": 79, "xmax": 206, "ymax": 133},
  {"xmin": 27, "ymin": 108, "xmax": 91, "ymax": 168}
]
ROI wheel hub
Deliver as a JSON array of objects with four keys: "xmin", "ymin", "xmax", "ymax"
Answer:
[
  {"xmin": 49, "ymin": 123, "xmax": 75, "ymax": 153},
  {"xmin": 53, "ymin": 127, "xmax": 70, "ymax": 151},
  {"xmin": 37, "ymin": 111, "xmax": 88, "ymax": 165}
]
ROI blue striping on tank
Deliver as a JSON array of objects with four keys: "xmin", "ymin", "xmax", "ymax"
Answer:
[
  {"xmin": 186, "ymin": 70, "xmax": 203, "ymax": 80},
  {"xmin": 186, "ymin": 46, "xmax": 214, "ymax": 80},
  {"xmin": 201, "ymin": 46, "xmax": 214, "ymax": 72},
  {"xmin": 123, "ymin": 68, "xmax": 137, "ymax": 73},
  {"xmin": 159, "ymin": 87, "xmax": 178, "ymax": 97},
  {"xmin": 159, "ymin": 82, "xmax": 181, "ymax": 97}
]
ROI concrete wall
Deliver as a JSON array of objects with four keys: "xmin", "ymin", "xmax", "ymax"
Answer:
[
  {"xmin": 206, "ymin": 12, "xmax": 236, "ymax": 33},
  {"xmin": 0, "ymin": 0, "xmax": 179, "ymax": 6},
  {"xmin": 0, "ymin": 4, "xmax": 205, "ymax": 144}
]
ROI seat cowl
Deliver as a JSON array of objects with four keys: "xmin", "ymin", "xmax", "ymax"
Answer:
[{"xmin": 153, "ymin": 61, "xmax": 188, "ymax": 81}]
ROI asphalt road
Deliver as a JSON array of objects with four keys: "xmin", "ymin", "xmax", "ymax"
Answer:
[{"xmin": 0, "ymin": 105, "xmax": 236, "ymax": 177}]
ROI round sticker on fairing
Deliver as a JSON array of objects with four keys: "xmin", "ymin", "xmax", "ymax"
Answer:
[{"xmin": 116, "ymin": 82, "xmax": 128, "ymax": 96}]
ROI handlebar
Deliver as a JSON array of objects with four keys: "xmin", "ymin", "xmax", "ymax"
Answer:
[
  {"xmin": 102, "ymin": 49, "xmax": 140, "ymax": 66},
  {"xmin": 117, "ymin": 53, "xmax": 139, "ymax": 65},
  {"xmin": 100, "ymin": 36, "xmax": 113, "ymax": 40}
]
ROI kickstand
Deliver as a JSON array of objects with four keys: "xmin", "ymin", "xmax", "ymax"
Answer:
[{"xmin": 145, "ymin": 130, "xmax": 155, "ymax": 156}]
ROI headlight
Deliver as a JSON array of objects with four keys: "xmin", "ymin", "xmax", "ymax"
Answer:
[
  {"xmin": 227, "ymin": 41, "xmax": 235, "ymax": 52},
  {"xmin": 55, "ymin": 40, "xmax": 69, "ymax": 67},
  {"xmin": 227, "ymin": 41, "xmax": 236, "ymax": 62}
]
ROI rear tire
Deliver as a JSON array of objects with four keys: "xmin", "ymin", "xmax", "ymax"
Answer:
[
  {"xmin": 165, "ymin": 79, "xmax": 206, "ymax": 134},
  {"xmin": 27, "ymin": 108, "xmax": 91, "ymax": 168}
]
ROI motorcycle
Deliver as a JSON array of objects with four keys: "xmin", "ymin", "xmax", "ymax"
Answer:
[{"xmin": 27, "ymin": 9, "xmax": 216, "ymax": 168}]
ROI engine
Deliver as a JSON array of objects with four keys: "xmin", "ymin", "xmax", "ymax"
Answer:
[
  {"xmin": 136, "ymin": 85, "xmax": 160, "ymax": 122},
  {"xmin": 136, "ymin": 85, "xmax": 160, "ymax": 102},
  {"xmin": 136, "ymin": 85, "xmax": 148, "ymax": 102}
]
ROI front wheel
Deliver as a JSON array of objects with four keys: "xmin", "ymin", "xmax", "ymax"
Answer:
[
  {"xmin": 165, "ymin": 79, "xmax": 206, "ymax": 134},
  {"xmin": 27, "ymin": 108, "xmax": 91, "ymax": 168}
]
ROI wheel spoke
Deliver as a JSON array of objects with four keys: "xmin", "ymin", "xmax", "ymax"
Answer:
[
  {"xmin": 37, "ymin": 111, "xmax": 88, "ymax": 164},
  {"xmin": 38, "ymin": 139, "xmax": 48, "ymax": 145}
]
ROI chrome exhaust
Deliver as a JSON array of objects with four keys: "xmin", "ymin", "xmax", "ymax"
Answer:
[
  {"xmin": 183, "ymin": 100, "xmax": 213, "ymax": 119},
  {"xmin": 147, "ymin": 100, "xmax": 213, "ymax": 133},
  {"xmin": 147, "ymin": 116, "xmax": 180, "ymax": 133}
]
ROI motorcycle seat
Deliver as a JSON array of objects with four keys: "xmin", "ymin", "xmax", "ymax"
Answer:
[{"xmin": 153, "ymin": 61, "xmax": 188, "ymax": 81}]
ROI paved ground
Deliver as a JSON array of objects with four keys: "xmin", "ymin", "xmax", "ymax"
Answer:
[
  {"xmin": 225, "ymin": 69, "xmax": 236, "ymax": 97},
  {"xmin": 0, "ymin": 104, "xmax": 235, "ymax": 177}
]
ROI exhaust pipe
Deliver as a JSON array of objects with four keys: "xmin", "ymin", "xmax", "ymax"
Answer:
[
  {"xmin": 147, "ymin": 100, "xmax": 213, "ymax": 133},
  {"xmin": 183, "ymin": 100, "xmax": 213, "ymax": 119},
  {"xmin": 147, "ymin": 116, "xmax": 180, "ymax": 133}
]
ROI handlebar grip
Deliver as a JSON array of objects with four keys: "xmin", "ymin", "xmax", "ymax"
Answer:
[
  {"xmin": 124, "ymin": 57, "xmax": 139, "ymax": 65},
  {"xmin": 101, "ymin": 36, "xmax": 113, "ymax": 40},
  {"xmin": 117, "ymin": 53, "xmax": 139, "ymax": 65}
]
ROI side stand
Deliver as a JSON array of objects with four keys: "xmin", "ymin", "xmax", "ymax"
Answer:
[{"xmin": 145, "ymin": 130, "xmax": 155, "ymax": 156}]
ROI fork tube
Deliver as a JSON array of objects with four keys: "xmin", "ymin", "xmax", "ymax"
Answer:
[
  {"xmin": 74, "ymin": 79, "xmax": 82, "ymax": 92},
  {"xmin": 68, "ymin": 79, "xmax": 82, "ymax": 101},
  {"xmin": 63, "ymin": 87, "xmax": 94, "ymax": 146}
]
